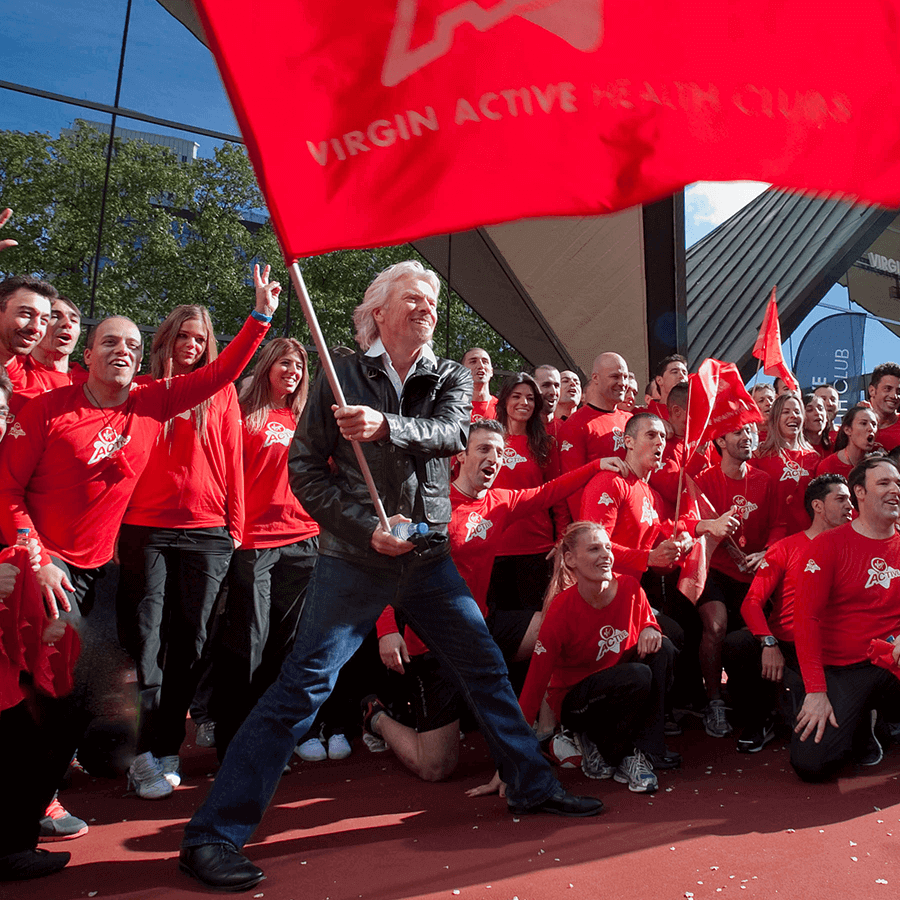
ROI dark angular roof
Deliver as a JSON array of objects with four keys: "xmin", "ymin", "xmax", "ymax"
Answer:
[{"xmin": 686, "ymin": 189, "xmax": 896, "ymax": 379}]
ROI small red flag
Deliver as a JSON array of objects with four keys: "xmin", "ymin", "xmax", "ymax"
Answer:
[
  {"xmin": 685, "ymin": 360, "xmax": 764, "ymax": 460},
  {"xmin": 676, "ymin": 475, "xmax": 722, "ymax": 603},
  {"xmin": 752, "ymin": 288, "xmax": 800, "ymax": 392},
  {"xmin": 191, "ymin": 1, "xmax": 900, "ymax": 260}
]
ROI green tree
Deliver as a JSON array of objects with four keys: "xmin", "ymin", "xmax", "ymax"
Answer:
[{"xmin": 0, "ymin": 124, "xmax": 525, "ymax": 379}]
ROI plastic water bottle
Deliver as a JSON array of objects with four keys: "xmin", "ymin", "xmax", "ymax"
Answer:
[
  {"xmin": 15, "ymin": 527, "xmax": 30, "ymax": 546},
  {"xmin": 391, "ymin": 522, "xmax": 428, "ymax": 540}
]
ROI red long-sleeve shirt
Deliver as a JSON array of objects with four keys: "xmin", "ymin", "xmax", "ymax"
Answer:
[
  {"xmin": 376, "ymin": 459, "xmax": 607, "ymax": 656},
  {"xmin": 0, "ymin": 316, "xmax": 268, "ymax": 569},
  {"xmin": 794, "ymin": 523, "xmax": 900, "ymax": 693},
  {"xmin": 751, "ymin": 449, "xmax": 820, "ymax": 540},
  {"xmin": 490, "ymin": 433, "xmax": 563, "ymax": 555},
  {"xmin": 6, "ymin": 355, "xmax": 69, "ymax": 421},
  {"xmin": 241, "ymin": 407, "xmax": 319, "ymax": 549},
  {"xmin": 518, "ymin": 577, "xmax": 659, "ymax": 723},
  {"xmin": 649, "ymin": 434, "xmax": 713, "ymax": 507},
  {"xmin": 740, "ymin": 530, "xmax": 811, "ymax": 641},
  {"xmin": 122, "ymin": 385, "xmax": 245, "ymax": 544},
  {"xmin": 580, "ymin": 470, "xmax": 682, "ymax": 579}
]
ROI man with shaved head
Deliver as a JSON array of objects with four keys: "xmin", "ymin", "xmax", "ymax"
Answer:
[{"xmin": 558, "ymin": 352, "xmax": 631, "ymax": 516}]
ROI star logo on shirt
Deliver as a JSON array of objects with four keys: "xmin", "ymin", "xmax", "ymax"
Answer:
[
  {"xmin": 758, "ymin": 559, "xmax": 769, "ymax": 569},
  {"xmin": 596, "ymin": 625, "xmax": 629, "ymax": 660},
  {"xmin": 611, "ymin": 428, "xmax": 626, "ymax": 451},
  {"xmin": 534, "ymin": 640, "xmax": 547, "ymax": 655},
  {"xmin": 865, "ymin": 557, "xmax": 900, "ymax": 589},
  {"xmin": 640, "ymin": 496, "xmax": 658, "ymax": 526},
  {"xmin": 263, "ymin": 421, "xmax": 293, "ymax": 448},
  {"xmin": 597, "ymin": 492, "xmax": 614, "ymax": 506},
  {"xmin": 732, "ymin": 494, "xmax": 758, "ymax": 520},
  {"xmin": 780, "ymin": 460, "xmax": 809, "ymax": 483},
  {"xmin": 500, "ymin": 446, "xmax": 528, "ymax": 470},
  {"xmin": 464, "ymin": 511, "xmax": 492, "ymax": 542},
  {"xmin": 8, "ymin": 422, "xmax": 24, "ymax": 438},
  {"xmin": 560, "ymin": 440, "xmax": 573, "ymax": 452},
  {"xmin": 804, "ymin": 558, "xmax": 821, "ymax": 573},
  {"xmin": 88, "ymin": 425, "xmax": 131, "ymax": 465}
]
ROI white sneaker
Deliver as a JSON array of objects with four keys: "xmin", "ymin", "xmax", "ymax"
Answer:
[
  {"xmin": 614, "ymin": 749, "xmax": 658, "ymax": 793},
  {"xmin": 159, "ymin": 755, "xmax": 182, "ymax": 787},
  {"xmin": 127, "ymin": 751, "xmax": 174, "ymax": 800},
  {"xmin": 362, "ymin": 731, "xmax": 388, "ymax": 753},
  {"xmin": 327, "ymin": 734, "xmax": 352, "ymax": 760},
  {"xmin": 294, "ymin": 737, "xmax": 327, "ymax": 762}
]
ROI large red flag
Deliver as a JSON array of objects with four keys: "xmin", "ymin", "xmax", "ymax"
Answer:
[
  {"xmin": 752, "ymin": 288, "xmax": 800, "ymax": 392},
  {"xmin": 191, "ymin": 1, "xmax": 900, "ymax": 260},
  {"xmin": 685, "ymin": 359, "xmax": 763, "ymax": 459}
]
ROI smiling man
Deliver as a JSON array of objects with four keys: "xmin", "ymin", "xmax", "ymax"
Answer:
[
  {"xmin": 32, "ymin": 296, "xmax": 84, "ymax": 382},
  {"xmin": 792, "ymin": 456, "xmax": 900, "ymax": 781},
  {"xmin": 179, "ymin": 261, "xmax": 603, "ymax": 894},
  {"xmin": 868, "ymin": 363, "xmax": 900, "ymax": 451},
  {"xmin": 0, "ymin": 275, "xmax": 68, "ymax": 412}
]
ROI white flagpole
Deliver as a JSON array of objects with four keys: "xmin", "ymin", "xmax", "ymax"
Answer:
[{"xmin": 289, "ymin": 261, "xmax": 392, "ymax": 534}]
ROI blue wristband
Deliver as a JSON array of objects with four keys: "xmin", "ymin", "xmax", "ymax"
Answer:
[{"xmin": 251, "ymin": 309, "xmax": 273, "ymax": 323}]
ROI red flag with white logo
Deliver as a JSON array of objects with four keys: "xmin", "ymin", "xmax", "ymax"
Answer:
[
  {"xmin": 752, "ymin": 288, "xmax": 800, "ymax": 392},
  {"xmin": 675, "ymin": 474, "xmax": 722, "ymax": 603},
  {"xmin": 191, "ymin": 1, "xmax": 900, "ymax": 260},
  {"xmin": 685, "ymin": 359, "xmax": 763, "ymax": 461}
]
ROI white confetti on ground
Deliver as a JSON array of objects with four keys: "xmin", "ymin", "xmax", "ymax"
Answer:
[
  {"xmin": 452, "ymin": 891, "xmax": 460, "ymax": 895},
  {"xmin": 851, "ymin": 857, "xmax": 858, "ymax": 862},
  {"xmin": 876, "ymin": 879, "xmax": 888, "ymax": 884}
]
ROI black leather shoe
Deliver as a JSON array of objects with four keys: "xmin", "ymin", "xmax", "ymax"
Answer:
[
  {"xmin": 509, "ymin": 788, "xmax": 604, "ymax": 817},
  {"xmin": 178, "ymin": 844, "xmax": 265, "ymax": 892},
  {"xmin": 0, "ymin": 847, "xmax": 70, "ymax": 881}
]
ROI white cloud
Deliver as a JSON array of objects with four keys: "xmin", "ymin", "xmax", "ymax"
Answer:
[{"xmin": 686, "ymin": 181, "xmax": 770, "ymax": 227}]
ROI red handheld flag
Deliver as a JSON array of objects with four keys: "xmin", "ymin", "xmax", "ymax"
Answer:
[
  {"xmin": 752, "ymin": 288, "xmax": 799, "ymax": 392},
  {"xmin": 685, "ymin": 359, "xmax": 763, "ymax": 460},
  {"xmin": 191, "ymin": 1, "xmax": 900, "ymax": 260}
]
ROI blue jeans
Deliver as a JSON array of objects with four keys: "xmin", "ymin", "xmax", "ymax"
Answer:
[{"xmin": 183, "ymin": 552, "xmax": 559, "ymax": 849}]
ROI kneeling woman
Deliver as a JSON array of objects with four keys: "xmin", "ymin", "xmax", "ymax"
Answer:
[{"xmin": 518, "ymin": 522, "xmax": 675, "ymax": 793}]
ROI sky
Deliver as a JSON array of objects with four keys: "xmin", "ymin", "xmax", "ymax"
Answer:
[{"xmin": 4, "ymin": 0, "xmax": 899, "ymax": 388}]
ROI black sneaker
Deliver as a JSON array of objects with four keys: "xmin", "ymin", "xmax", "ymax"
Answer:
[
  {"xmin": 647, "ymin": 748, "xmax": 682, "ymax": 769},
  {"xmin": 737, "ymin": 717, "xmax": 776, "ymax": 753}
]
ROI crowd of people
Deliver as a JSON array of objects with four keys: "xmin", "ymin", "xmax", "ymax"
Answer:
[{"xmin": 2, "ymin": 231, "xmax": 900, "ymax": 891}]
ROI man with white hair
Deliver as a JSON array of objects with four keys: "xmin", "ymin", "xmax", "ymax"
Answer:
[{"xmin": 179, "ymin": 260, "xmax": 603, "ymax": 893}]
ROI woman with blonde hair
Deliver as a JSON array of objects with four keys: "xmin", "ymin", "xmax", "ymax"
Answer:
[
  {"xmin": 752, "ymin": 391, "xmax": 820, "ymax": 539},
  {"xmin": 118, "ymin": 304, "xmax": 244, "ymax": 799}
]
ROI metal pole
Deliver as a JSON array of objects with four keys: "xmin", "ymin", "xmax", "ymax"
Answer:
[
  {"xmin": 89, "ymin": 0, "xmax": 133, "ymax": 319},
  {"xmin": 289, "ymin": 261, "xmax": 391, "ymax": 534}
]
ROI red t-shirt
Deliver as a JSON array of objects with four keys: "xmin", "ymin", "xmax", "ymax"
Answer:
[
  {"xmin": 376, "ymin": 459, "xmax": 606, "ymax": 656},
  {"xmin": 815, "ymin": 452, "xmax": 853, "ymax": 479},
  {"xmin": 518, "ymin": 576, "xmax": 659, "ymax": 722},
  {"xmin": 876, "ymin": 418, "xmax": 900, "ymax": 452},
  {"xmin": 580, "ymin": 470, "xmax": 672, "ymax": 578},
  {"xmin": 696, "ymin": 464, "xmax": 773, "ymax": 583},
  {"xmin": 795, "ymin": 523, "xmax": 900, "ymax": 692},
  {"xmin": 490, "ymin": 432, "xmax": 562, "ymax": 555},
  {"xmin": 0, "ymin": 316, "xmax": 268, "ymax": 569},
  {"xmin": 740, "ymin": 530, "xmax": 812, "ymax": 641},
  {"xmin": 123, "ymin": 385, "xmax": 245, "ymax": 543},
  {"xmin": 751, "ymin": 449, "xmax": 820, "ymax": 540},
  {"xmin": 241, "ymin": 407, "xmax": 319, "ymax": 549},
  {"xmin": 558, "ymin": 404, "xmax": 630, "ymax": 516},
  {"xmin": 471, "ymin": 396, "xmax": 498, "ymax": 422}
]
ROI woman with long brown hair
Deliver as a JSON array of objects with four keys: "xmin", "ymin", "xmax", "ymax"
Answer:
[
  {"xmin": 207, "ymin": 338, "xmax": 330, "ymax": 760},
  {"xmin": 117, "ymin": 305, "xmax": 244, "ymax": 799}
]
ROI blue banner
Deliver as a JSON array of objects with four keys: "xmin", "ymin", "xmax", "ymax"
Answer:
[{"xmin": 792, "ymin": 313, "xmax": 867, "ymax": 416}]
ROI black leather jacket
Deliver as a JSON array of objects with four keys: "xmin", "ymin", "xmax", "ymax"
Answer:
[{"xmin": 288, "ymin": 349, "xmax": 472, "ymax": 569}]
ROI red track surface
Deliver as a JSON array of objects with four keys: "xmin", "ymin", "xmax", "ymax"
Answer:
[{"xmin": 8, "ymin": 720, "xmax": 900, "ymax": 900}]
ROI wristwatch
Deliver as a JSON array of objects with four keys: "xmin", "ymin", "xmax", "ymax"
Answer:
[{"xmin": 760, "ymin": 635, "xmax": 779, "ymax": 648}]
